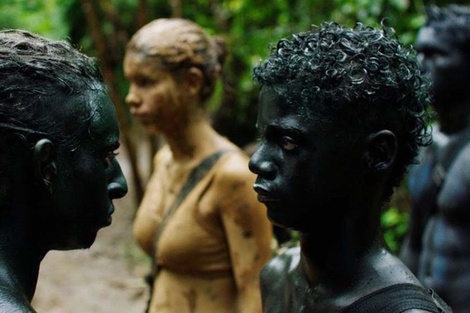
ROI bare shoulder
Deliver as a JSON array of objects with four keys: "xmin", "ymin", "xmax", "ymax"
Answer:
[
  {"xmin": 261, "ymin": 247, "xmax": 306, "ymax": 313},
  {"xmin": 214, "ymin": 150, "xmax": 255, "ymax": 183},
  {"xmin": 207, "ymin": 149, "xmax": 261, "ymax": 213},
  {"xmin": 152, "ymin": 144, "xmax": 171, "ymax": 169}
]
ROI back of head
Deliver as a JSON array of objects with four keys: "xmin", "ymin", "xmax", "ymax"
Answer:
[
  {"xmin": 253, "ymin": 21, "xmax": 431, "ymax": 190},
  {"xmin": 0, "ymin": 29, "xmax": 106, "ymax": 195},
  {"xmin": 0, "ymin": 29, "xmax": 105, "ymax": 150},
  {"xmin": 424, "ymin": 4, "xmax": 470, "ymax": 52},
  {"xmin": 126, "ymin": 18, "xmax": 227, "ymax": 102}
]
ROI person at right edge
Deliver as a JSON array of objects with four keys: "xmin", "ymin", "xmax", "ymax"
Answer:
[{"xmin": 400, "ymin": 4, "xmax": 470, "ymax": 313}]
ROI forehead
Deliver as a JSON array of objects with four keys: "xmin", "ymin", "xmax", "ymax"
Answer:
[
  {"xmin": 124, "ymin": 52, "xmax": 170, "ymax": 79},
  {"xmin": 259, "ymin": 87, "xmax": 299, "ymax": 119},
  {"xmin": 258, "ymin": 87, "xmax": 321, "ymax": 131},
  {"xmin": 88, "ymin": 92, "xmax": 119, "ymax": 146},
  {"xmin": 416, "ymin": 26, "xmax": 454, "ymax": 48},
  {"xmin": 416, "ymin": 27, "xmax": 438, "ymax": 43},
  {"xmin": 124, "ymin": 52, "xmax": 152, "ymax": 73},
  {"xmin": 417, "ymin": 26, "xmax": 435, "ymax": 39}
]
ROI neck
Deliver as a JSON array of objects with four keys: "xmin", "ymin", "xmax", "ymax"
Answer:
[
  {"xmin": 0, "ymin": 197, "xmax": 48, "ymax": 302},
  {"xmin": 0, "ymin": 231, "xmax": 44, "ymax": 302},
  {"xmin": 164, "ymin": 117, "xmax": 227, "ymax": 162},
  {"xmin": 299, "ymin": 218, "xmax": 382, "ymax": 287}
]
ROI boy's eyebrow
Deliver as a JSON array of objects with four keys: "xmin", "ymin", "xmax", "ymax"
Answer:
[{"xmin": 265, "ymin": 123, "xmax": 307, "ymax": 137}]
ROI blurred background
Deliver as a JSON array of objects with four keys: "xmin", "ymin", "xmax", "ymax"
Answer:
[{"xmin": 1, "ymin": 0, "xmax": 466, "ymax": 312}]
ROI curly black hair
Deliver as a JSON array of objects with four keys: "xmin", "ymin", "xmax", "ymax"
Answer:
[{"xmin": 253, "ymin": 21, "xmax": 432, "ymax": 193}]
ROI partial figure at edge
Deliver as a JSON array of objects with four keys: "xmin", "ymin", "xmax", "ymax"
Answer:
[
  {"xmin": 0, "ymin": 29, "xmax": 128, "ymax": 312},
  {"xmin": 400, "ymin": 4, "xmax": 470, "ymax": 313}
]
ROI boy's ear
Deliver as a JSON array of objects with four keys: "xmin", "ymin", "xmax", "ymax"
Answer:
[
  {"xmin": 33, "ymin": 138, "xmax": 57, "ymax": 192},
  {"xmin": 363, "ymin": 130, "xmax": 397, "ymax": 172}
]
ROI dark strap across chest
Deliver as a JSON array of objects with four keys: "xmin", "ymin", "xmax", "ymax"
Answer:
[
  {"xmin": 151, "ymin": 149, "xmax": 231, "ymax": 267},
  {"xmin": 143, "ymin": 149, "xmax": 231, "ymax": 313},
  {"xmin": 344, "ymin": 283, "xmax": 452, "ymax": 313}
]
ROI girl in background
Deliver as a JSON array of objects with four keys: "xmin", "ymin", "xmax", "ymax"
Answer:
[{"xmin": 124, "ymin": 18, "xmax": 272, "ymax": 313}]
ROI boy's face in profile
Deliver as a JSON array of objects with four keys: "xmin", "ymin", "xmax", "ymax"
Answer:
[{"xmin": 46, "ymin": 92, "xmax": 128, "ymax": 250}]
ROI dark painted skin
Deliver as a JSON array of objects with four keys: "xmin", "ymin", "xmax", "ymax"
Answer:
[
  {"xmin": 249, "ymin": 87, "xmax": 440, "ymax": 313},
  {"xmin": 0, "ymin": 91, "xmax": 128, "ymax": 312},
  {"xmin": 400, "ymin": 22, "xmax": 470, "ymax": 313}
]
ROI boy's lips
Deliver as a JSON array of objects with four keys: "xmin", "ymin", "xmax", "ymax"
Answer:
[{"xmin": 253, "ymin": 184, "xmax": 280, "ymax": 203}]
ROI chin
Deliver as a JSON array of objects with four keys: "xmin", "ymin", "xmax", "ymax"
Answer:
[
  {"xmin": 268, "ymin": 212, "xmax": 296, "ymax": 230},
  {"xmin": 269, "ymin": 213, "xmax": 312, "ymax": 233},
  {"xmin": 65, "ymin": 232, "xmax": 98, "ymax": 250},
  {"xmin": 142, "ymin": 124, "xmax": 161, "ymax": 135},
  {"xmin": 82, "ymin": 230, "xmax": 99, "ymax": 247}
]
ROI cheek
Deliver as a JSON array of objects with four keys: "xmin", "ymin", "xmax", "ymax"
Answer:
[
  {"xmin": 281, "ymin": 160, "xmax": 316, "ymax": 200},
  {"xmin": 293, "ymin": 156, "xmax": 344, "ymax": 199},
  {"xmin": 144, "ymin": 88, "xmax": 165, "ymax": 111},
  {"xmin": 54, "ymin": 164, "xmax": 107, "ymax": 213},
  {"xmin": 70, "ymin": 155, "xmax": 106, "ymax": 189},
  {"xmin": 148, "ymin": 86, "xmax": 181, "ymax": 116}
]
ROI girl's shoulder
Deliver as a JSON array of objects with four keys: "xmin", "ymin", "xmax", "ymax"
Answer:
[{"xmin": 212, "ymin": 149, "xmax": 255, "ymax": 182}]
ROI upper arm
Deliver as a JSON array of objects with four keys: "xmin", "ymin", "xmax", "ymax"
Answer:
[{"xmin": 213, "ymin": 156, "xmax": 273, "ymax": 288}]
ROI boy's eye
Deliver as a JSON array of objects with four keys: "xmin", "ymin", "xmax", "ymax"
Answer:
[
  {"xmin": 280, "ymin": 136, "xmax": 298, "ymax": 151},
  {"xmin": 105, "ymin": 151, "xmax": 119, "ymax": 166}
]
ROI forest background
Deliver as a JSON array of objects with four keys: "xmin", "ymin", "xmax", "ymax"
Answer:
[{"xmin": 1, "ymin": 0, "xmax": 466, "ymax": 257}]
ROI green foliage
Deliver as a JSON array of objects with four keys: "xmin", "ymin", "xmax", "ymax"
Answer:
[
  {"xmin": 0, "ymin": 0, "xmax": 73, "ymax": 39},
  {"xmin": 381, "ymin": 207, "xmax": 409, "ymax": 254},
  {"xmin": 331, "ymin": 0, "xmax": 426, "ymax": 45}
]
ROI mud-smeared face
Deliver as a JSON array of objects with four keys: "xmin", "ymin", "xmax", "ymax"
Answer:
[{"xmin": 123, "ymin": 53, "xmax": 189, "ymax": 135}]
